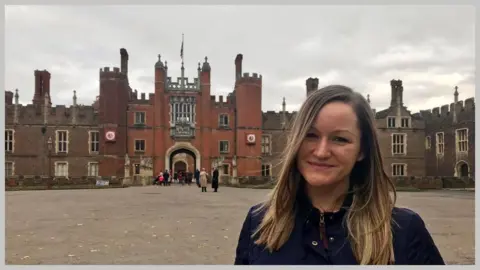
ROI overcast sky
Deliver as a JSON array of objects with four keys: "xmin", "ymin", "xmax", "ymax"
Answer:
[{"xmin": 5, "ymin": 5, "xmax": 475, "ymax": 113}]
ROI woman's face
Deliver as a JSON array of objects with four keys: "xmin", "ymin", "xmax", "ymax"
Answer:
[{"xmin": 297, "ymin": 101, "xmax": 364, "ymax": 188}]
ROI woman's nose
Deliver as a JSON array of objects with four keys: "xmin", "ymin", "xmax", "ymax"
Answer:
[{"xmin": 312, "ymin": 138, "xmax": 331, "ymax": 158}]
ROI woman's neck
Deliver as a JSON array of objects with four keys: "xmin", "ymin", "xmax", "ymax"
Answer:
[{"xmin": 305, "ymin": 180, "xmax": 349, "ymax": 213}]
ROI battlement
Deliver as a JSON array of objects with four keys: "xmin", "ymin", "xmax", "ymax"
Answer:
[
  {"xmin": 210, "ymin": 95, "xmax": 234, "ymax": 107},
  {"xmin": 419, "ymin": 97, "xmax": 475, "ymax": 119},
  {"xmin": 241, "ymin": 72, "xmax": 262, "ymax": 80},
  {"xmin": 262, "ymin": 110, "xmax": 298, "ymax": 130},
  {"xmin": 166, "ymin": 76, "xmax": 200, "ymax": 91},
  {"xmin": 5, "ymin": 103, "xmax": 98, "ymax": 125},
  {"xmin": 99, "ymin": 67, "xmax": 127, "ymax": 80},
  {"xmin": 130, "ymin": 90, "xmax": 154, "ymax": 104}
]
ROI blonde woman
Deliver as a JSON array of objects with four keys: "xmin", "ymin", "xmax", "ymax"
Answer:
[{"xmin": 234, "ymin": 85, "xmax": 444, "ymax": 265}]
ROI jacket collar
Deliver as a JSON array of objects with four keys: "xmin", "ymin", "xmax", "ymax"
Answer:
[{"xmin": 295, "ymin": 179, "xmax": 355, "ymax": 225}]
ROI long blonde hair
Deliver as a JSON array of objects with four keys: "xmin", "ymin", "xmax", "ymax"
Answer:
[{"xmin": 253, "ymin": 85, "xmax": 397, "ymax": 264}]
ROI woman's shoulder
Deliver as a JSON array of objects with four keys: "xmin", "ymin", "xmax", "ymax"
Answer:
[{"xmin": 391, "ymin": 207, "xmax": 445, "ymax": 264}]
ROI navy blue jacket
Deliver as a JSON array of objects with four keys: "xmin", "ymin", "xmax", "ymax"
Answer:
[{"xmin": 234, "ymin": 192, "xmax": 445, "ymax": 265}]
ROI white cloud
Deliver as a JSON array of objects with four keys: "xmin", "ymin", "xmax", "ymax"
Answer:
[{"xmin": 5, "ymin": 5, "xmax": 475, "ymax": 115}]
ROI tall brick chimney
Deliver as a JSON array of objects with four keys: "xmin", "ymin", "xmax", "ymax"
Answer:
[
  {"xmin": 235, "ymin": 54, "xmax": 243, "ymax": 81},
  {"xmin": 33, "ymin": 70, "xmax": 51, "ymax": 106},
  {"xmin": 120, "ymin": 48, "xmax": 129, "ymax": 76}
]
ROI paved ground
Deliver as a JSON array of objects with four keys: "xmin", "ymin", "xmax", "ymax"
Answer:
[{"xmin": 5, "ymin": 186, "xmax": 475, "ymax": 265}]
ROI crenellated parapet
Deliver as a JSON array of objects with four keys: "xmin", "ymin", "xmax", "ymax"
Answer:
[
  {"xmin": 419, "ymin": 97, "xmax": 475, "ymax": 121},
  {"xmin": 237, "ymin": 72, "xmax": 262, "ymax": 86},
  {"xmin": 210, "ymin": 95, "xmax": 234, "ymax": 108},
  {"xmin": 262, "ymin": 110, "xmax": 298, "ymax": 130},
  {"xmin": 129, "ymin": 89, "xmax": 155, "ymax": 105},
  {"xmin": 166, "ymin": 76, "xmax": 200, "ymax": 91},
  {"xmin": 99, "ymin": 67, "xmax": 127, "ymax": 81},
  {"xmin": 5, "ymin": 103, "xmax": 98, "ymax": 126}
]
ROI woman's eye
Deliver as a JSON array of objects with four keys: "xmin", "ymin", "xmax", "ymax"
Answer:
[{"xmin": 333, "ymin": 137, "xmax": 349, "ymax": 143}]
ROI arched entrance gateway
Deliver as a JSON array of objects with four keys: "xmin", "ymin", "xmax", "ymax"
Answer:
[
  {"xmin": 455, "ymin": 160, "xmax": 470, "ymax": 177},
  {"xmin": 165, "ymin": 142, "xmax": 201, "ymax": 174}
]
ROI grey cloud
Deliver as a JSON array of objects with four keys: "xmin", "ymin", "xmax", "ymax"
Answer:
[{"xmin": 5, "ymin": 5, "xmax": 475, "ymax": 113}]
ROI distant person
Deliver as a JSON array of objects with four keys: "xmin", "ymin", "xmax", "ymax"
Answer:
[
  {"xmin": 163, "ymin": 170, "xmax": 170, "ymax": 186},
  {"xmin": 212, "ymin": 167, "xmax": 219, "ymax": 192},
  {"xmin": 199, "ymin": 168, "xmax": 208, "ymax": 192},
  {"xmin": 234, "ymin": 85, "xmax": 444, "ymax": 265},
  {"xmin": 195, "ymin": 169, "xmax": 201, "ymax": 187}
]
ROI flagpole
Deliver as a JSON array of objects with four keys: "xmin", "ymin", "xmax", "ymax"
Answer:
[{"xmin": 180, "ymin": 33, "xmax": 185, "ymax": 87}]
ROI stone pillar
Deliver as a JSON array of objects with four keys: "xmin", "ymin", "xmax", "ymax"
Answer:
[{"xmin": 232, "ymin": 156, "xmax": 238, "ymax": 185}]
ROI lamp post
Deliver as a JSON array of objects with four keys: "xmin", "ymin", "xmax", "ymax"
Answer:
[{"xmin": 47, "ymin": 136, "xmax": 53, "ymax": 178}]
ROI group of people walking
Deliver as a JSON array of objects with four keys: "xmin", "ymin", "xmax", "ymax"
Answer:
[{"xmin": 153, "ymin": 167, "xmax": 220, "ymax": 192}]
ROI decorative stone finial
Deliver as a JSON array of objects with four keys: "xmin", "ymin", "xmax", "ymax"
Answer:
[
  {"xmin": 367, "ymin": 94, "xmax": 371, "ymax": 104},
  {"xmin": 204, "ymin": 56, "xmax": 208, "ymax": 62},
  {"xmin": 198, "ymin": 62, "xmax": 201, "ymax": 70},
  {"xmin": 158, "ymin": 54, "xmax": 161, "ymax": 61},
  {"xmin": 454, "ymin": 86, "xmax": 459, "ymax": 96},
  {"xmin": 73, "ymin": 90, "xmax": 77, "ymax": 105}
]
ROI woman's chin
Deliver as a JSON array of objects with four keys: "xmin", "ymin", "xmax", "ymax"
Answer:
[{"xmin": 304, "ymin": 176, "xmax": 337, "ymax": 187}]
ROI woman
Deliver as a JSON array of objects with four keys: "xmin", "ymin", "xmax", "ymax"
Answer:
[
  {"xmin": 199, "ymin": 168, "xmax": 208, "ymax": 192},
  {"xmin": 234, "ymin": 85, "xmax": 444, "ymax": 265}
]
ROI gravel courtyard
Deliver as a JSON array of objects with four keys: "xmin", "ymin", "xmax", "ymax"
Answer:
[{"xmin": 5, "ymin": 186, "xmax": 475, "ymax": 265}]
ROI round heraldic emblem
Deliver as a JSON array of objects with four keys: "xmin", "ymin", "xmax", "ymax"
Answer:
[
  {"xmin": 247, "ymin": 134, "xmax": 255, "ymax": 143},
  {"xmin": 105, "ymin": 131, "xmax": 116, "ymax": 141}
]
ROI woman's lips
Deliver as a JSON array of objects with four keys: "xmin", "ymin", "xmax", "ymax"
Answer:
[{"xmin": 307, "ymin": 161, "xmax": 335, "ymax": 170}]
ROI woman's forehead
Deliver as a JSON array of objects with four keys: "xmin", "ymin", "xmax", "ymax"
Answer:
[{"xmin": 312, "ymin": 102, "xmax": 359, "ymax": 132}]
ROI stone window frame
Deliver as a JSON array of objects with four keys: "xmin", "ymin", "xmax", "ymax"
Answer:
[
  {"xmin": 435, "ymin": 132, "xmax": 445, "ymax": 155},
  {"xmin": 218, "ymin": 113, "xmax": 229, "ymax": 127},
  {"xmin": 387, "ymin": 116, "xmax": 396, "ymax": 128},
  {"xmin": 54, "ymin": 161, "xmax": 69, "ymax": 177},
  {"xmin": 261, "ymin": 134, "xmax": 272, "ymax": 156},
  {"xmin": 88, "ymin": 130, "xmax": 100, "ymax": 154},
  {"xmin": 425, "ymin": 136, "xmax": 431, "ymax": 150},
  {"xmin": 219, "ymin": 140, "xmax": 229, "ymax": 154},
  {"xmin": 401, "ymin": 117, "xmax": 411, "ymax": 128},
  {"xmin": 5, "ymin": 161, "xmax": 15, "ymax": 177},
  {"xmin": 261, "ymin": 163, "xmax": 272, "ymax": 177},
  {"xmin": 220, "ymin": 163, "xmax": 230, "ymax": 175},
  {"xmin": 134, "ymin": 111, "xmax": 146, "ymax": 125},
  {"xmin": 55, "ymin": 130, "xmax": 69, "ymax": 154},
  {"xmin": 391, "ymin": 163, "xmax": 407, "ymax": 176},
  {"xmin": 5, "ymin": 129, "xmax": 15, "ymax": 153},
  {"xmin": 455, "ymin": 128, "xmax": 468, "ymax": 153},
  {"xmin": 134, "ymin": 139, "xmax": 146, "ymax": 153},
  {"xmin": 87, "ymin": 162, "xmax": 99, "ymax": 177},
  {"xmin": 391, "ymin": 133, "xmax": 407, "ymax": 155}
]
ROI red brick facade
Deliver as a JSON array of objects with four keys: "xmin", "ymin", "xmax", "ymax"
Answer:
[
  {"xmin": 4, "ymin": 48, "xmax": 475, "ymax": 181},
  {"xmin": 5, "ymin": 48, "xmax": 264, "ymax": 178}
]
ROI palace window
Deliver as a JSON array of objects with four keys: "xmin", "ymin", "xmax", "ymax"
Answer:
[
  {"xmin": 261, "ymin": 135, "xmax": 271, "ymax": 155},
  {"xmin": 5, "ymin": 129, "xmax": 14, "ymax": 152},
  {"xmin": 5, "ymin": 161, "xmax": 14, "ymax": 177},
  {"xmin": 135, "ymin": 139, "xmax": 146, "ymax": 152},
  {"xmin": 88, "ymin": 162, "xmax": 99, "ymax": 177},
  {"xmin": 219, "ymin": 114, "xmax": 229, "ymax": 127},
  {"xmin": 262, "ymin": 164, "xmax": 271, "ymax": 176},
  {"xmin": 436, "ymin": 132, "xmax": 445, "ymax": 155},
  {"xmin": 456, "ymin": 128, "xmax": 468, "ymax": 153},
  {"xmin": 392, "ymin": 133, "xmax": 406, "ymax": 155},
  {"xmin": 392, "ymin": 163, "xmax": 406, "ymax": 176},
  {"xmin": 387, "ymin": 117, "xmax": 396, "ymax": 128},
  {"xmin": 55, "ymin": 162, "xmax": 69, "ymax": 177},
  {"xmin": 56, "ymin": 130, "xmax": 69, "ymax": 153},
  {"xmin": 401, "ymin": 117, "xmax": 410, "ymax": 128},
  {"xmin": 170, "ymin": 96, "xmax": 196, "ymax": 125},
  {"xmin": 221, "ymin": 164, "xmax": 229, "ymax": 175},
  {"xmin": 219, "ymin": 140, "xmax": 229, "ymax": 153},
  {"xmin": 135, "ymin": 112, "xmax": 146, "ymax": 125},
  {"xmin": 89, "ymin": 131, "xmax": 99, "ymax": 153}
]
